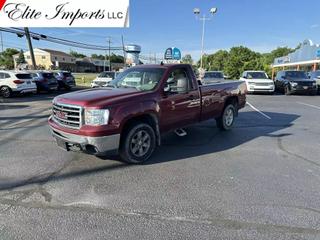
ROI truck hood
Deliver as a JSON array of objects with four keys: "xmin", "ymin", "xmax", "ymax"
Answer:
[{"xmin": 54, "ymin": 88, "xmax": 141, "ymax": 107}]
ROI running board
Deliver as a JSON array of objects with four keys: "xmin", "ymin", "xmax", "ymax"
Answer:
[{"xmin": 174, "ymin": 128, "xmax": 187, "ymax": 137}]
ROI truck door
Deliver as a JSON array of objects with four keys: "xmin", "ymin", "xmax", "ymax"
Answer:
[{"xmin": 159, "ymin": 67, "xmax": 201, "ymax": 132}]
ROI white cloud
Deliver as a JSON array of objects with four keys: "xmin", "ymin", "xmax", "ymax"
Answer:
[{"xmin": 310, "ymin": 24, "xmax": 319, "ymax": 29}]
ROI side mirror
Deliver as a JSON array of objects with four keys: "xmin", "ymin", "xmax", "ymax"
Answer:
[
  {"xmin": 164, "ymin": 84, "xmax": 171, "ymax": 93},
  {"xmin": 242, "ymin": 76, "xmax": 247, "ymax": 79},
  {"xmin": 281, "ymin": 76, "xmax": 286, "ymax": 80}
]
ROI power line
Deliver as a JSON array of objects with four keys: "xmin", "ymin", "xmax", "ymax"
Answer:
[{"xmin": 0, "ymin": 28, "xmax": 124, "ymax": 51}]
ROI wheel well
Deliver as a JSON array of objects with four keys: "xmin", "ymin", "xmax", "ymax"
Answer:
[{"xmin": 121, "ymin": 114, "xmax": 160, "ymax": 146}]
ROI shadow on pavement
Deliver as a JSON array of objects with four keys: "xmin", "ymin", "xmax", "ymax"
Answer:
[{"xmin": 0, "ymin": 111, "xmax": 299, "ymax": 191}]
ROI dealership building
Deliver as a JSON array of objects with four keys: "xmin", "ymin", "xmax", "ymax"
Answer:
[{"xmin": 272, "ymin": 39, "xmax": 320, "ymax": 79}]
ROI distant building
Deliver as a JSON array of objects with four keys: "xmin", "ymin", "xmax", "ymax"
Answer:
[
  {"xmin": 272, "ymin": 39, "xmax": 320, "ymax": 78},
  {"xmin": 13, "ymin": 48, "xmax": 125, "ymax": 72},
  {"xmin": 13, "ymin": 48, "xmax": 76, "ymax": 71}
]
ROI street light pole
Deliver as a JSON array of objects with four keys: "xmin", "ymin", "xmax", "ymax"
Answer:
[{"xmin": 194, "ymin": 7, "xmax": 217, "ymax": 71}]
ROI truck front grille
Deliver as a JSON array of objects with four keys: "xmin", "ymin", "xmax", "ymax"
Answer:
[{"xmin": 52, "ymin": 102, "xmax": 82, "ymax": 129}]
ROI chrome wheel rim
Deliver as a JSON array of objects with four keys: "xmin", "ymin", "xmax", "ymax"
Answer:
[
  {"xmin": 130, "ymin": 130, "xmax": 151, "ymax": 157},
  {"xmin": 224, "ymin": 108, "xmax": 234, "ymax": 127}
]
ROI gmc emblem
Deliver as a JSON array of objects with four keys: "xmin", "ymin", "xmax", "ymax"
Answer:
[{"xmin": 56, "ymin": 110, "xmax": 67, "ymax": 119}]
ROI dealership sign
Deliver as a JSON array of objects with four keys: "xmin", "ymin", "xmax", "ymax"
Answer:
[
  {"xmin": 164, "ymin": 47, "xmax": 181, "ymax": 60},
  {"xmin": 0, "ymin": 0, "xmax": 129, "ymax": 27}
]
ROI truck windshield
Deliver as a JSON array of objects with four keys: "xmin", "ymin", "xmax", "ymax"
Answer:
[
  {"xmin": 110, "ymin": 68, "xmax": 165, "ymax": 91},
  {"xmin": 246, "ymin": 72, "xmax": 268, "ymax": 79},
  {"xmin": 204, "ymin": 72, "xmax": 223, "ymax": 79}
]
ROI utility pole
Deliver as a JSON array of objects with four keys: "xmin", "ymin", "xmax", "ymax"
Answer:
[
  {"xmin": 108, "ymin": 37, "xmax": 111, "ymax": 71},
  {"xmin": 0, "ymin": 32, "xmax": 3, "ymax": 52},
  {"xmin": 24, "ymin": 27, "xmax": 36, "ymax": 70}
]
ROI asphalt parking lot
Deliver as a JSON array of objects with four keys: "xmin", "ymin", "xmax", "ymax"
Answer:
[{"xmin": 0, "ymin": 91, "xmax": 320, "ymax": 240}]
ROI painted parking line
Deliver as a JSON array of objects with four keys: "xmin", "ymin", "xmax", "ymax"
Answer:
[
  {"xmin": 297, "ymin": 102, "xmax": 320, "ymax": 110},
  {"xmin": 246, "ymin": 102, "xmax": 272, "ymax": 120}
]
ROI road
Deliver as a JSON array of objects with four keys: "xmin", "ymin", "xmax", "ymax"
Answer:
[{"xmin": 0, "ymin": 92, "xmax": 320, "ymax": 240}]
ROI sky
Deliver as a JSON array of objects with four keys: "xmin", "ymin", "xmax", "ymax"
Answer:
[{"xmin": 1, "ymin": 0, "xmax": 320, "ymax": 61}]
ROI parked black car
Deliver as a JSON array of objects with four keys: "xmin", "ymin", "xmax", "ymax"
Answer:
[
  {"xmin": 54, "ymin": 71, "xmax": 76, "ymax": 91},
  {"xmin": 31, "ymin": 71, "xmax": 58, "ymax": 93},
  {"xmin": 308, "ymin": 70, "xmax": 320, "ymax": 93},
  {"xmin": 275, "ymin": 70, "xmax": 317, "ymax": 95}
]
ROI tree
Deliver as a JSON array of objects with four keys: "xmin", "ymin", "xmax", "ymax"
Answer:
[
  {"xmin": 202, "ymin": 50, "xmax": 229, "ymax": 71},
  {"xmin": 110, "ymin": 54, "xmax": 124, "ymax": 63},
  {"xmin": 224, "ymin": 46, "xmax": 260, "ymax": 79},
  {"xmin": 0, "ymin": 48, "xmax": 19, "ymax": 69},
  {"xmin": 16, "ymin": 49, "xmax": 26, "ymax": 65},
  {"xmin": 91, "ymin": 54, "xmax": 106, "ymax": 60},
  {"xmin": 182, "ymin": 54, "xmax": 193, "ymax": 65},
  {"xmin": 70, "ymin": 50, "xmax": 86, "ymax": 58}
]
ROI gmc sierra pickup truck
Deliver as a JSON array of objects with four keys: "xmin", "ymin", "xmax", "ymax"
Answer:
[{"xmin": 48, "ymin": 64, "xmax": 246, "ymax": 164}]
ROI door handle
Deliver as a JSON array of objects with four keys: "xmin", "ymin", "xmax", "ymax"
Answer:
[{"xmin": 188, "ymin": 95, "xmax": 195, "ymax": 100}]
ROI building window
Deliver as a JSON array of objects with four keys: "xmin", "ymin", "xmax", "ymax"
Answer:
[
  {"xmin": 63, "ymin": 58, "xmax": 65, "ymax": 61},
  {"xmin": 42, "ymin": 56, "xmax": 46, "ymax": 59},
  {"xmin": 27, "ymin": 56, "xmax": 31, "ymax": 59},
  {"xmin": 55, "ymin": 57, "xmax": 58, "ymax": 60}
]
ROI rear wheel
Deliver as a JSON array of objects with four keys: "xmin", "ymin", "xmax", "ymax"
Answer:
[
  {"xmin": 216, "ymin": 104, "xmax": 236, "ymax": 131},
  {"xmin": 0, "ymin": 86, "xmax": 12, "ymax": 98},
  {"xmin": 119, "ymin": 123, "xmax": 156, "ymax": 164}
]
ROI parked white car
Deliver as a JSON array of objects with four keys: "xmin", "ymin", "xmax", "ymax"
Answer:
[
  {"xmin": 240, "ymin": 71, "xmax": 275, "ymax": 94},
  {"xmin": 0, "ymin": 71, "xmax": 37, "ymax": 98},
  {"xmin": 91, "ymin": 71, "xmax": 116, "ymax": 88}
]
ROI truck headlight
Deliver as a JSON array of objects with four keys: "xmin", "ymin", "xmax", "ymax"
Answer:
[
  {"xmin": 312, "ymin": 82, "xmax": 316, "ymax": 86},
  {"xmin": 85, "ymin": 109, "xmax": 109, "ymax": 126},
  {"xmin": 290, "ymin": 82, "xmax": 298, "ymax": 87}
]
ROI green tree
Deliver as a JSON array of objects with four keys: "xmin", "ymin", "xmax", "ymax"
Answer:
[
  {"xmin": 182, "ymin": 54, "xmax": 193, "ymax": 65},
  {"xmin": 0, "ymin": 48, "xmax": 19, "ymax": 69},
  {"xmin": 203, "ymin": 50, "xmax": 229, "ymax": 71},
  {"xmin": 110, "ymin": 53, "xmax": 124, "ymax": 63},
  {"xmin": 224, "ymin": 46, "xmax": 261, "ymax": 79},
  {"xmin": 91, "ymin": 54, "xmax": 106, "ymax": 60},
  {"xmin": 70, "ymin": 50, "xmax": 87, "ymax": 58},
  {"xmin": 16, "ymin": 49, "xmax": 26, "ymax": 65}
]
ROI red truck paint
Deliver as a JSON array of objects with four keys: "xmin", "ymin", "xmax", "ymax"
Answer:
[{"xmin": 48, "ymin": 64, "xmax": 246, "ymax": 163}]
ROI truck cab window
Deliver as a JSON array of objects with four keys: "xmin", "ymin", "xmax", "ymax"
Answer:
[{"xmin": 166, "ymin": 69, "xmax": 190, "ymax": 94}]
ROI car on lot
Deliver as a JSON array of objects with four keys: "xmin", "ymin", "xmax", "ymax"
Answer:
[
  {"xmin": 240, "ymin": 71, "xmax": 275, "ymax": 94},
  {"xmin": 54, "ymin": 71, "xmax": 76, "ymax": 91},
  {"xmin": 275, "ymin": 70, "xmax": 317, "ymax": 95},
  {"xmin": 31, "ymin": 71, "xmax": 58, "ymax": 93},
  {"xmin": 49, "ymin": 64, "xmax": 247, "ymax": 164},
  {"xmin": 91, "ymin": 71, "xmax": 117, "ymax": 88},
  {"xmin": 308, "ymin": 70, "xmax": 320, "ymax": 93},
  {"xmin": 0, "ymin": 70, "xmax": 37, "ymax": 98},
  {"xmin": 202, "ymin": 71, "xmax": 225, "ymax": 84}
]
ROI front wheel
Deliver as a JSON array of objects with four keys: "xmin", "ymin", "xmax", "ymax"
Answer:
[
  {"xmin": 119, "ymin": 123, "xmax": 156, "ymax": 164},
  {"xmin": 216, "ymin": 104, "xmax": 236, "ymax": 131},
  {"xmin": 284, "ymin": 85, "xmax": 291, "ymax": 95}
]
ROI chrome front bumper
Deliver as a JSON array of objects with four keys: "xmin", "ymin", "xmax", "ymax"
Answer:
[{"xmin": 50, "ymin": 127, "xmax": 120, "ymax": 155}]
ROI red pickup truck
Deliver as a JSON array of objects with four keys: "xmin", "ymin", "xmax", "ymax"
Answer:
[{"xmin": 48, "ymin": 64, "xmax": 246, "ymax": 164}]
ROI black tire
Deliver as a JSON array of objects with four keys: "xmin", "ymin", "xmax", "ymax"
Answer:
[
  {"xmin": 0, "ymin": 86, "xmax": 12, "ymax": 98},
  {"xmin": 284, "ymin": 85, "xmax": 291, "ymax": 95},
  {"xmin": 119, "ymin": 123, "xmax": 156, "ymax": 164},
  {"xmin": 216, "ymin": 104, "xmax": 236, "ymax": 131}
]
